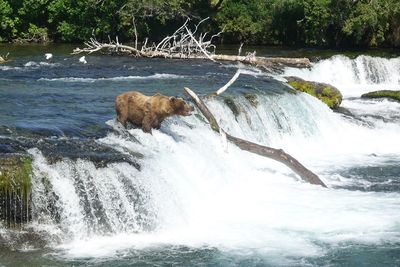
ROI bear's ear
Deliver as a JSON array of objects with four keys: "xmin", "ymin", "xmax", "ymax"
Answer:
[{"xmin": 169, "ymin": 96, "xmax": 176, "ymax": 102}]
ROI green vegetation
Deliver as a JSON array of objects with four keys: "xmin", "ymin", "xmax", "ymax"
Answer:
[
  {"xmin": 0, "ymin": 154, "xmax": 32, "ymax": 226},
  {"xmin": 286, "ymin": 76, "xmax": 343, "ymax": 109},
  {"xmin": 1, "ymin": 0, "xmax": 400, "ymax": 47},
  {"xmin": 361, "ymin": 90, "xmax": 400, "ymax": 101}
]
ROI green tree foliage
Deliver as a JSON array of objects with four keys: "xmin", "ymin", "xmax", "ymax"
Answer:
[
  {"xmin": 1, "ymin": 0, "xmax": 400, "ymax": 47},
  {"xmin": 215, "ymin": 0, "xmax": 270, "ymax": 43},
  {"xmin": 0, "ymin": 0, "xmax": 17, "ymax": 41},
  {"xmin": 342, "ymin": 0, "xmax": 390, "ymax": 46}
]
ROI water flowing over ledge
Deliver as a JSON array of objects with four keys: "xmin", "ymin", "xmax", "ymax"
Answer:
[{"xmin": 0, "ymin": 52, "xmax": 399, "ymax": 266}]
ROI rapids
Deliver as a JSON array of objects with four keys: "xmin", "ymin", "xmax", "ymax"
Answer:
[{"xmin": 0, "ymin": 48, "xmax": 399, "ymax": 266}]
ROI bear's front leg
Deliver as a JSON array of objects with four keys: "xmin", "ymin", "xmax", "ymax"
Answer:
[{"xmin": 152, "ymin": 118, "xmax": 161, "ymax": 129}]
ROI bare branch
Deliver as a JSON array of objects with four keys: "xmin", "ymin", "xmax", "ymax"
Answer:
[
  {"xmin": 184, "ymin": 25, "xmax": 215, "ymax": 62},
  {"xmin": 132, "ymin": 17, "xmax": 138, "ymax": 50},
  {"xmin": 238, "ymin": 43, "xmax": 243, "ymax": 56},
  {"xmin": 215, "ymin": 69, "xmax": 241, "ymax": 95}
]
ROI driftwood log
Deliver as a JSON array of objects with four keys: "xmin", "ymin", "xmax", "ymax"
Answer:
[
  {"xmin": 184, "ymin": 87, "xmax": 327, "ymax": 187},
  {"xmin": 72, "ymin": 18, "xmax": 311, "ymax": 69}
]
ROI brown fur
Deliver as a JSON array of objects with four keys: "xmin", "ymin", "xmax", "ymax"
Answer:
[{"xmin": 115, "ymin": 91, "xmax": 193, "ymax": 133}]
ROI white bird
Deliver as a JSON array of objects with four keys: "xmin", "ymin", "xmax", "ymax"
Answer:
[
  {"xmin": 44, "ymin": 53, "xmax": 53, "ymax": 61},
  {"xmin": 79, "ymin": 56, "xmax": 87, "ymax": 64}
]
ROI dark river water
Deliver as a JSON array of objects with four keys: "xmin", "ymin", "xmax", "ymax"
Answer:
[{"xmin": 0, "ymin": 44, "xmax": 400, "ymax": 266}]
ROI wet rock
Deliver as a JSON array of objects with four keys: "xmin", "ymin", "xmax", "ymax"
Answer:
[
  {"xmin": 0, "ymin": 154, "xmax": 33, "ymax": 226},
  {"xmin": 37, "ymin": 138, "xmax": 142, "ymax": 169},
  {"xmin": 243, "ymin": 93, "xmax": 259, "ymax": 108},
  {"xmin": 285, "ymin": 76, "xmax": 343, "ymax": 109},
  {"xmin": 223, "ymin": 97, "xmax": 241, "ymax": 118},
  {"xmin": 0, "ymin": 226, "xmax": 53, "ymax": 251},
  {"xmin": 334, "ymin": 106, "xmax": 353, "ymax": 116},
  {"xmin": 0, "ymin": 136, "xmax": 142, "ymax": 170},
  {"xmin": 361, "ymin": 90, "xmax": 400, "ymax": 102}
]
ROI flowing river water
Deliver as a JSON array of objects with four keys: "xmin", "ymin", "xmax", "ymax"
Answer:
[{"xmin": 0, "ymin": 45, "xmax": 400, "ymax": 266}]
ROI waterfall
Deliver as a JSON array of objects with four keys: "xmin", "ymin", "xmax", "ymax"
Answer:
[
  {"xmin": 283, "ymin": 55, "xmax": 400, "ymax": 97},
  {"xmin": 23, "ymin": 89, "xmax": 400, "ymax": 259}
]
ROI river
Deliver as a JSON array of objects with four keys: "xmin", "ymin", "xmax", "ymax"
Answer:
[{"xmin": 0, "ymin": 44, "xmax": 400, "ymax": 266}]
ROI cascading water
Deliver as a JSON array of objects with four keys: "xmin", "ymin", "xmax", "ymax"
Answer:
[
  {"xmin": 22, "ymin": 88, "xmax": 400, "ymax": 263},
  {"xmin": 283, "ymin": 55, "xmax": 400, "ymax": 97},
  {"xmin": 1, "ymin": 51, "xmax": 400, "ymax": 266}
]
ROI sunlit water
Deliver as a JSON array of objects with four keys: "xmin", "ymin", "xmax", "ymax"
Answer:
[{"xmin": 0, "ymin": 46, "xmax": 399, "ymax": 266}]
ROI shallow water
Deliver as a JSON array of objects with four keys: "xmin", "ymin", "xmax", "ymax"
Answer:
[{"xmin": 0, "ymin": 45, "xmax": 400, "ymax": 266}]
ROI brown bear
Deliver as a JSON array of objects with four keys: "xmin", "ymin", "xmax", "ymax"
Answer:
[{"xmin": 115, "ymin": 91, "xmax": 194, "ymax": 133}]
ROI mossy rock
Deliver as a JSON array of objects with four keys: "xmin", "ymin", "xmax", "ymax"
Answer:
[
  {"xmin": 243, "ymin": 93, "xmax": 259, "ymax": 108},
  {"xmin": 0, "ymin": 154, "xmax": 33, "ymax": 226},
  {"xmin": 285, "ymin": 76, "xmax": 343, "ymax": 109},
  {"xmin": 361, "ymin": 90, "xmax": 400, "ymax": 102}
]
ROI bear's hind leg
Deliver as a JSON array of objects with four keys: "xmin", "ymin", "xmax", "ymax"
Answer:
[{"xmin": 142, "ymin": 113, "xmax": 154, "ymax": 134}]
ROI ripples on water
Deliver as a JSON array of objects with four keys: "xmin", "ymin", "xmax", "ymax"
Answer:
[{"xmin": 0, "ymin": 46, "xmax": 400, "ymax": 266}]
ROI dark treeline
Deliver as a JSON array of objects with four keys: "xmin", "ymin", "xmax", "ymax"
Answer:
[{"xmin": 1, "ymin": 0, "xmax": 400, "ymax": 48}]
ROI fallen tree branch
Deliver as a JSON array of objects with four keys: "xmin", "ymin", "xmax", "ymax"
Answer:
[
  {"xmin": 214, "ymin": 69, "xmax": 241, "ymax": 96},
  {"xmin": 72, "ymin": 18, "xmax": 311, "ymax": 68},
  {"xmin": 0, "ymin": 53, "xmax": 9, "ymax": 63},
  {"xmin": 184, "ymin": 87, "xmax": 327, "ymax": 187}
]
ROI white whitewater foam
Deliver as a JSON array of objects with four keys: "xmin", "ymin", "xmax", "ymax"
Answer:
[
  {"xmin": 28, "ymin": 91, "xmax": 400, "ymax": 261},
  {"xmin": 283, "ymin": 55, "xmax": 400, "ymax": 97},
  {"xmin": 0, "ymin": 65, "xmax": 22, "ymax": 71},
  {"xmin": 38, "ymin": 73, "xmax": 185, "ymax": 82},
  {"xmin": 0, "ymin": 61, "xmax": 60, "ymax": 71},
  {"xmin": 24, "ymin": 65, "xmax": 400, "ymax": 262},
  {"xmin": 25, "ymin": 61, "xmax": 61, "ymax": 68},
  {"xmin": 205, "ymin": 92, "xmax": 400, "ymax": 169},
  {"xmin": 52, "ymin": 114, "xmax": 400, "ymax": 260}
]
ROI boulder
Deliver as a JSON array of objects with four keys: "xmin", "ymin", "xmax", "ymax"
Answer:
[
  {"xmin": 361, "ymin": 90, "xmax": 400, "ymax": 102},
  {"xmin": 285, "ymin": 76, "xmax": 343, "ymax": 109}
]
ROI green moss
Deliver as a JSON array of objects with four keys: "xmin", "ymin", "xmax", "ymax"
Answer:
[
  {"xmin": 0, "ymin": 155, "xmax": 32, "ymax": 198},
  {"xmin": 0, "ymin": 154, "xmax": 33, "ymax": 225},
  {"xmin": 361, "ymin": 90, "xmax": 400, "ymax": 102},
  {"xmin": 288, "ymin": 81, "xmax": 314, "ymax": 95},
  {"xmin": 286, "ymin": 77, "xmax": 342, "ymax": 109}
]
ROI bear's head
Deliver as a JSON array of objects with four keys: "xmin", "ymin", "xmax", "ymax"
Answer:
[{"xmin": 170, "ymin": 97, "xmax": 194, "ymax": 116}]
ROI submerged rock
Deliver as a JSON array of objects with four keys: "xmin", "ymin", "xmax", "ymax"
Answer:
[
  {"xmin": 0, "ymin": 154, "xmax": 33, "ymax": 226},
  {"xmin": 224, "ymin": 97, "xmax": 241, "ymax": 118},
  {"xmin": 361, "ymin": 90, "xmax": 400, "ymax": 102},
  {"xmin": 285, "ymin": 76, "xmax": 343, "ymax": 109},
  {"xmin": 243, "ymin": 93, "xmax": 259, "ymax": 108}
]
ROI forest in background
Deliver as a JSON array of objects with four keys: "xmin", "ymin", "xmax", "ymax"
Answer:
[{"xmin": 1, "ymin": 0, "xmax": 400, "ymax": 48}]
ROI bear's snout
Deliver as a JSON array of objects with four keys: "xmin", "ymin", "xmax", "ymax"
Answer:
[
  {"xmin": 185, "ymin": 105, "xmax": 194, "ymax": 115},
  {"xmin": 181, "ymin": 105, "xmax": 193, "ymax": 116}
]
